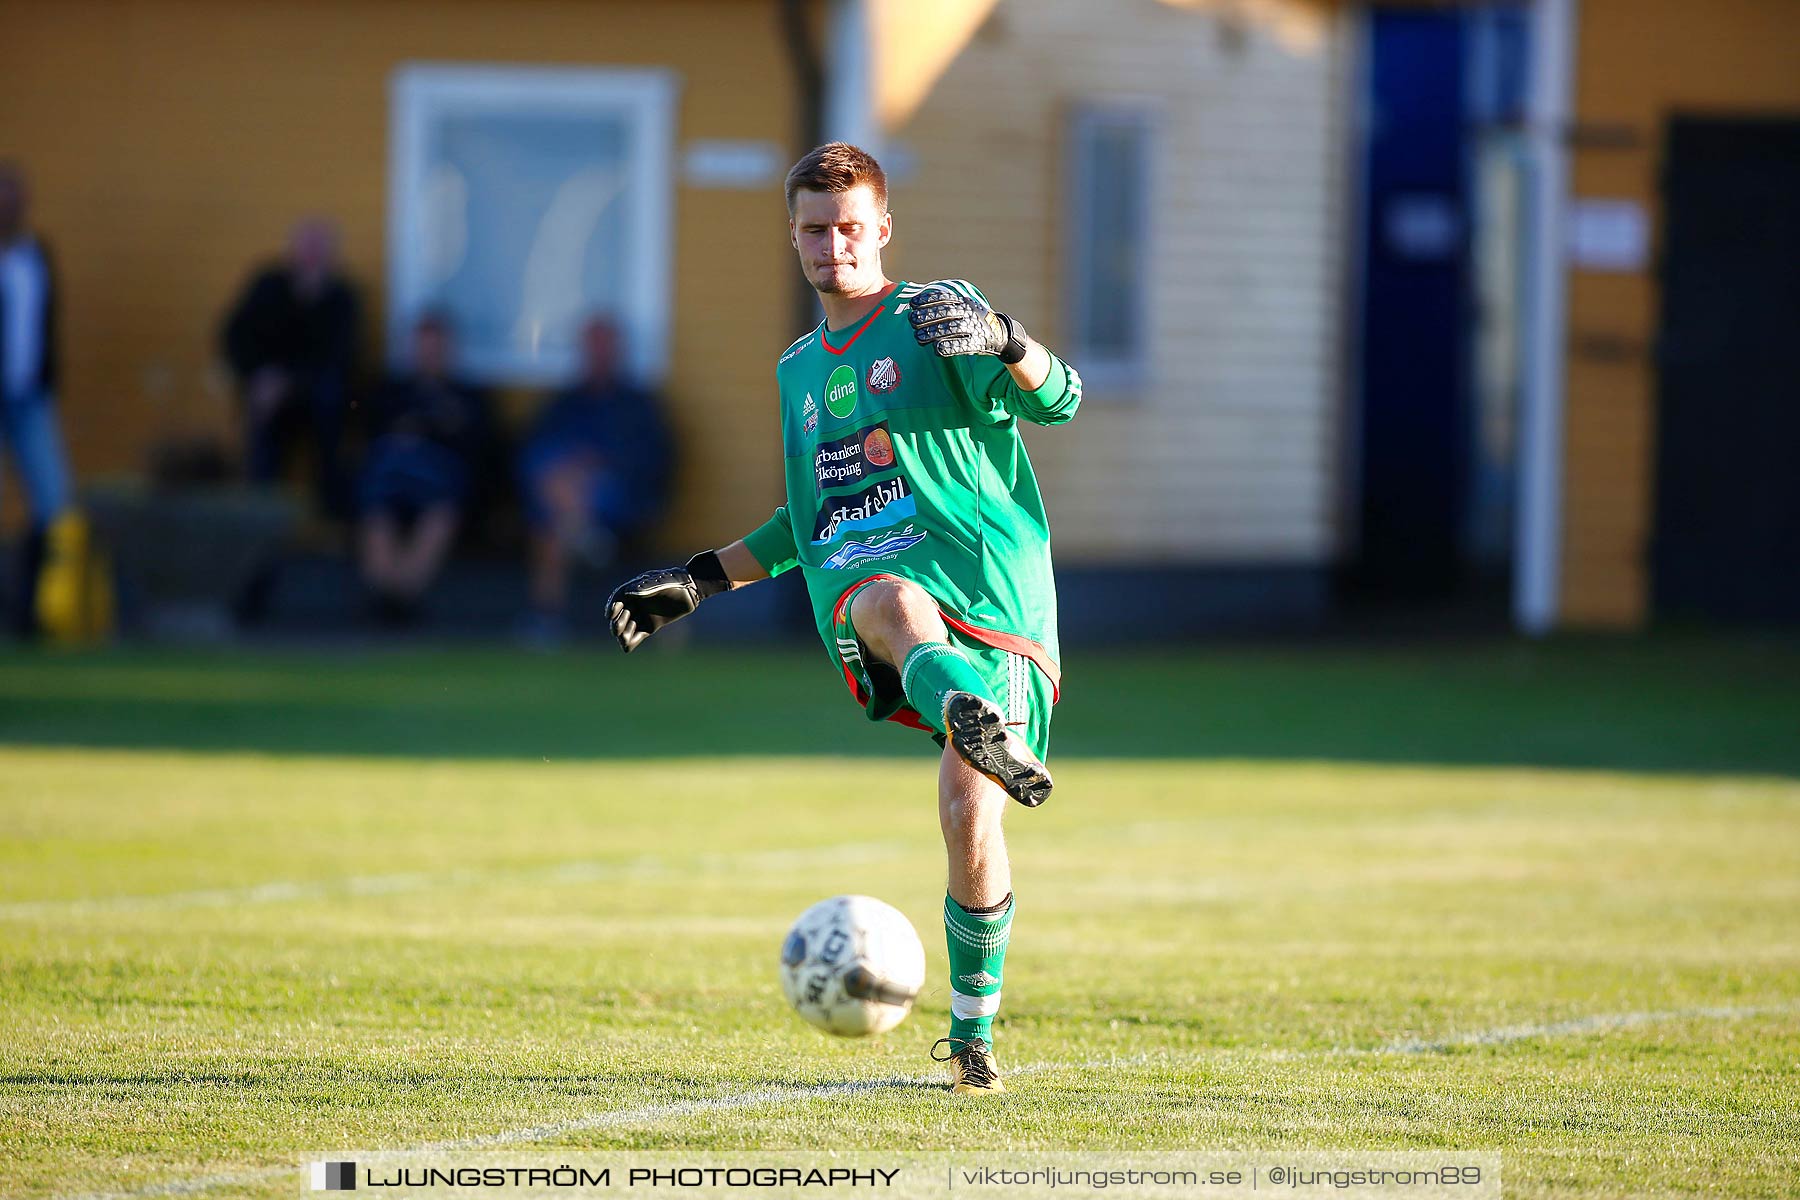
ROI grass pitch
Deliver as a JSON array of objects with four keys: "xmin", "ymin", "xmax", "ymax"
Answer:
[{"xmin": 1, "ymin": 639, "xmax": 1797, "ymax": 1198}]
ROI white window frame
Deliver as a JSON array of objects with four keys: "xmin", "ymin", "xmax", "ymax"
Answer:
[
  {"xmin": 1064, "ymin": 102, "xmax": 1157, "ymax": 391},
  {"xmin": 387, "ymin": 63, "xmax": 679, "ymax": 385}
]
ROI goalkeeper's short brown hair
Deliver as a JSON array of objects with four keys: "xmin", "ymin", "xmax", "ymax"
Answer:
[{"xmin": 784, "ymin": 142, "xmax": 888, "ymax": 215}]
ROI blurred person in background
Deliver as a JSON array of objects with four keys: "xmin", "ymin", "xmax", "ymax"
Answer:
[
  {"xmin": 516, "ymin": 316, "xmax": 672, "ymax": 643},
  {"xmin": 0, "ymin": 161, "xmax": 74, "ymax": 637},
  {"xmin": 221, "ymin": 217, "xmax": 359, "ymax": 519},
  {"xmin": 356, "ymin": 311, "xmax": 494, "ymax": 624}
]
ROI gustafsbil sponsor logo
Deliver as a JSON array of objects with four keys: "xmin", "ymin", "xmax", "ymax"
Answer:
[
  {"xmin": 811, "ymin": 476, "xmax": 915, "ymax": 544},
  {"xmin": 821, "ymin": 524, "xmax": 928, "ymax": 570},
  {"xmin": 824, "ymin": 363, "xmax": 858, "ymax": 419},
  {"xmin": 813, "ymin": 420, "xmax": 894, "ymax": 491},
  {"xmin": 867, "ymin": 356, "xmax": 901, "ymax": 392}
]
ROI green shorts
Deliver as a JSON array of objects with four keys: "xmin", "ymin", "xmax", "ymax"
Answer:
[{"xmin": 829, "ymin": 574, "xmax": 1058, "ymax": 762}]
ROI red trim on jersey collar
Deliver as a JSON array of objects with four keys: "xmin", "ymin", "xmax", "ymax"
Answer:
[{"xmin": 820, "ymin": 283, "xmax": 899, "ymax": 356}]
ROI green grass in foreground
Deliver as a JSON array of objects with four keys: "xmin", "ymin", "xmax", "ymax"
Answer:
[{"xmin": 0, "ymin": 641, "xmax": 1797, "ymax": 1199}]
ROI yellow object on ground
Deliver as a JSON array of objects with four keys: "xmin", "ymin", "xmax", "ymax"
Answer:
[{"xmin": 34, "ymin": 510, "xmax": 115, "ymax": 645}]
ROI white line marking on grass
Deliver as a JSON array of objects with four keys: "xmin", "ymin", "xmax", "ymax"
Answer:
[
  {"xmin": 0, "ymin": 843, "xmax": 904, "ymax": 919},
  {"xmin": 48, "ymin": 1002, "xmax": 1798, "ymax": 1200},
  {"xmin": 53, "ymin": 1077, "xmax": 943, "ymax": 1200},
  {"xmin": 1361, "ymin": 1002, "xmax": 1800, "ymax": 1055},
  {"xmin": 1247, "ymin": 1001, "xmax": 1800, "ymax": 1061},
  {"xmin": 428, "ymin": 1074, "xmax": 943, "ymax": 1149},
  {"xmin": 57, "ymin": 1168, "xmax": 287, "ymax": 1200}
]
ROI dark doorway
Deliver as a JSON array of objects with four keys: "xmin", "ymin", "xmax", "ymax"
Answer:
[
  {"xmin": 1652, "ymin": 117, "xmax": 1800, "ymax": 624},
  {"xmin": 1350, "ymin": 6, "xmax": 1528, "ymax": 606}
]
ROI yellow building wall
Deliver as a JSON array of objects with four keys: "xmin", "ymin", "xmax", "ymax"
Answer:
[
  {"xmin": 881, "ymin": 0, "xmax": 1347, "ymax": 564},
  {"xmin": 0, "ymin": 0, "xmax": 799, "ymax": 550},
  {"xmin": 1562, "ymin": 0, "xmax": 1800, "ymax": 626},
  {"xmin": 870, "ymin": 0, "xmax": 1000, "ymax": 130}
]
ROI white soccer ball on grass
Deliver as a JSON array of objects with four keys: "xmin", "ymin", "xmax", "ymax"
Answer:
[{"xmin": 780, "ymin": 895, "xmax": 926, "ymax": 1037}]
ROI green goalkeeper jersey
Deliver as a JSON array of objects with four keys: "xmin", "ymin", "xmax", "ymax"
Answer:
[{"xmin": 741, "ymin": 279, "xmax": 1082, "ymax": 682}]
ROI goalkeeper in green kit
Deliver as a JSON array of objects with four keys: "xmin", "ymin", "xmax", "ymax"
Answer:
[{"xmin": 607, "ymin": 143, "xmax": 1081, "ymax": 1095}]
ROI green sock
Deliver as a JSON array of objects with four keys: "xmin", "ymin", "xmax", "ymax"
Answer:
[
  {"xmin": 944, "ymin": 892, "xmax": 1013, "ymax": 1046},
  {"xmin": 900, "ymin": 642, "xmax": 997, "ymax": 733}
]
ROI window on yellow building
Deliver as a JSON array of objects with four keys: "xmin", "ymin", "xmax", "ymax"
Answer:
[
  {"xmin": 388, "ymin": 65, "xmax": 678, "ymax": 386},
  {"xmin": 1064, "ymin": 105, "xmax": 1154, "ymax": 388}
]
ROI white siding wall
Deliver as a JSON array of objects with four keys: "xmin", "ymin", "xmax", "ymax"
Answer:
[{"xmin": 883, "ymin": 0, "xmax": 1349, "ymax": 564}]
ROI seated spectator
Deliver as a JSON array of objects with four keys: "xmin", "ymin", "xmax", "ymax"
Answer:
[
  {"xmin": 356, "ymin": 312, "xmax": 493, "ymax": 622},
  {"xmin": 0, "ymin": 161, "xmax": 75, "ymax": 637},
  {"xmin": 221, "ymin": 217, "xmax": 359, "ymax": 518},
  {"xmin": 518, "ymin": 317, "xmax": 672, "ymax": 640}
]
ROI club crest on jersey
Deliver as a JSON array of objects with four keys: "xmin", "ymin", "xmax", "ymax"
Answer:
[
  {"xmin": 811, "ymin": 476, "xmax": 914, "ymax": 544},
  {"xmin": 820, "ymin": 524, "xmax": 928, "ymax": 570},
  {"xmin": 801, "ymin": 392, "xmax": 818, "ymax": 434},
  {"xmin": 867, "ymin": 356, "xmax": 901, "ymax": 393}
]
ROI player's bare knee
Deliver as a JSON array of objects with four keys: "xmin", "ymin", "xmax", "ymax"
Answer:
[
  {"xmin": 865, "ymin": 577, "xmax": 936, "ymax": 624},
  {"xmin": 941, "ymin": 790, "xmax": 983, "ymax": 835},
  {"xmin": 939, "ymin": 759, "xmax": 1006, "ymax": 840},
  {"xmin": 853, "ymin": 578, "xmax": 945, "ymax": 658}
]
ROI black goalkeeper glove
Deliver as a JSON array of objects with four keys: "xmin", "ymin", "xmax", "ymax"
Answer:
[
  {"xmin": 606, "ymin": 551, "xmax": 731, "ymax": 653},
  {"xmin": 908, "ymin": 282, "xmax": 1030, "ymax": 364}
]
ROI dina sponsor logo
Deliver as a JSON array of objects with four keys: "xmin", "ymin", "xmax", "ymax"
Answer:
[
  {"xmin": 811, "ymin": 476, "xmax": 915, "ymax": 544},
  {"xmin": 867, "ymin": 356, "xmax": 901, "ymax": 393},
  {"xmin": 821, "ymin": 524, "xmax": 928, "ymax": 569},
  {"xmin": 824, "ymin": 363, "xmax": 859, "ymax": 419},
  {"xmin": 813, "ymin": 420, "xmax": 892, "ymax": 491}
]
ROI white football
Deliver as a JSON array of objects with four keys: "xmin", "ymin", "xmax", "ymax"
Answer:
[{"xmin": 780, "ymin": 895, "xmax": 926, "ymax": 1037}]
